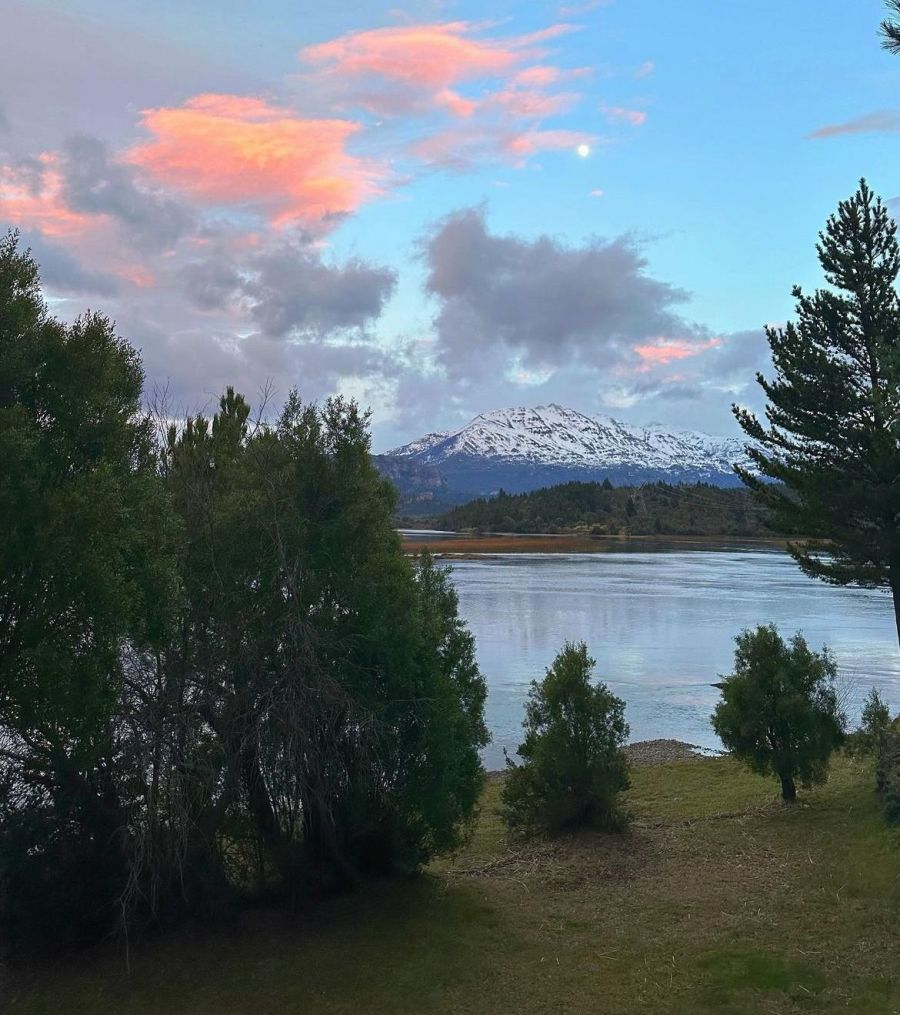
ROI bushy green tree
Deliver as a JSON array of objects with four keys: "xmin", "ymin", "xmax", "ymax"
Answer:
[
  {"xmin": 501, "ymin": 642, "xmax": 629, "ymax": 834},
  {"xmin": 0, "ymin": 233, "xmax": 489, "ymax": 952},
  {"xmin": 733, "ymin": 182, "xmax": 900, "ymax": 649},
  {"xmin": 0, "ymin": 232, "xmax": 177, "ymax": 950},
  {"xmin": 846, "ymin": 687, "xmax": 892, "ymax": 756},
  {"xmin": 712, "ymin": 626, "xmax": 846, "ymax": 802},
  {"xmin": 148, "ymin": 386, "xmax": 488, "ymax": 903}
]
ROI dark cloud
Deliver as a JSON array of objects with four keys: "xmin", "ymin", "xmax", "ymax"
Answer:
[
  {"xmin": 134, "ymin": 317, "xmax": 395, "ymax": 414},
  {"xmin": 181, "ymin": 239, "xmax": 397, "ymax": 339},
  {"xmin": 421, "ymin": 207, "xmax": 696, "ymax": 378},
  {"xmin": 701, "ymin": 328, "xmax": 769, "ymax": 375},
  {"xmin": 59, "ymin": 136, "xmax": 192, "ymax": 252},
  {"xmin": 23, "ymin": 230, "xmax": 119, "ymax": 297},
  {"xmin": 180, "ymin": 253, "xmax": 244, "ymax": 313},
  {"xmin": 0, "ymin": 2, "xmax": 256, "ymax": 155},
  {"xmin": 246, "ymin": 245, "xmax": 398, "ymax": 338}
]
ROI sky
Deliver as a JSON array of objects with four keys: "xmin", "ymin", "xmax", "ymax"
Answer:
[{"xmin": 2, "ymin": 0, "xmax": 899, "ymax": 449}]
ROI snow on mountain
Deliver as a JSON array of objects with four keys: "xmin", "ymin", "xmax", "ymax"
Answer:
[{"xmin": 387, "ymin": 405, "xmax": 748, "ymax": 478}]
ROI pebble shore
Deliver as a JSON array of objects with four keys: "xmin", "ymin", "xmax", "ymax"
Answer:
[
  {"xmin": 488, "ymin": 739, "xmax": 724, "ymax": 776},
  {"xmin": 624, "ymin": 739, "xmax": 723, "ymax": 766}
]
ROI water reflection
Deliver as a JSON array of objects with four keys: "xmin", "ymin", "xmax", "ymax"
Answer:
[{"xmin": 444, "ymin": 551, "xmax": 900, "ymax": 769}]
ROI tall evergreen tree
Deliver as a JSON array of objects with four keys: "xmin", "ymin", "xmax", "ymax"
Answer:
[
  {"xmin": 882, "ymin": 0, "xmax": 900, "ymax": 52},
  {"xmin": 733, "ymin": 182, "xmax": 900, "ymax": 647}
]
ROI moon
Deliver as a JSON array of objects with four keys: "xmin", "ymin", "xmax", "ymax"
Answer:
[{"xmin": 576, "ymin": 143, "xmax": 591, "ymax": 158}]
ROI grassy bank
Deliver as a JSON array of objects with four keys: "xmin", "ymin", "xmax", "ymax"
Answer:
[{"xmin": 5, "ymin": 754, "xmax": 898, "ymax": 1014}]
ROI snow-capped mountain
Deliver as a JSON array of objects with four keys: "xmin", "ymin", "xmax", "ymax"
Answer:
[{"xmin": 382, "ymin": 405, "xmax": 749, "ymax": 504}]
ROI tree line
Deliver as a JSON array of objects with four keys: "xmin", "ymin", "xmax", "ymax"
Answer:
[{"xmin": 436, "ymin": 480, "xmax": 775, "ymax": 538}]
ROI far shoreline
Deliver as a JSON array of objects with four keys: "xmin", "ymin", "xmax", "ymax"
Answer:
[{"xmin": 399, "ymin": 531, "xmax": 792, "ymax": 557}]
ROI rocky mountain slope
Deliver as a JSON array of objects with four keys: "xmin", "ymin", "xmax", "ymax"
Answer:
[{"xmin": 381, "ymin": 405, "xmax": 748, "ymax": 509}]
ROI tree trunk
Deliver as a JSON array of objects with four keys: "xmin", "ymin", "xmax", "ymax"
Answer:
[
  {"xmin": 780, "ymin": 774, "xmax": 797, "ymax": 803},
  {"xmin": 890, "ymin": 566, "xmax": 900, "ymax": 654}
]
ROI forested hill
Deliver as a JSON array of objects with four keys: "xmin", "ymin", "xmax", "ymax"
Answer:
[{"xmin": 435, "ymin": 481, "xmax": 777, "ymax": 537}]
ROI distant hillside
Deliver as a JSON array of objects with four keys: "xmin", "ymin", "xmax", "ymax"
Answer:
[
  {"xmin": 371, "ymin": 455, "xmax": 462, "ymax": 515},
  {"xmin": 435, "ymin": 480, "xmax": 776, "ymax": 537},
  {"xmin": 384, "ymin": 404, "xmax": 749, "ymax": 503}
]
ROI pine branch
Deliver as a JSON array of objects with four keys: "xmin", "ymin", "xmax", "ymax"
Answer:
[{"xmin": 882, "ymin": 0, "xmax": 900, "ymax": 53}]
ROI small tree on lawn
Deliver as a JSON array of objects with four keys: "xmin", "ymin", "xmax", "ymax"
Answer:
[
  {"xmin": 848, "ymin": 687, "xmax": 892, "ymax": 757},
  {"xmin": 501, "ymin": 642, "xmax": 629, "ymax": 834},
  {"xmin": 712, "ymin": 626, "xmax": 846, "ymax": 803}
]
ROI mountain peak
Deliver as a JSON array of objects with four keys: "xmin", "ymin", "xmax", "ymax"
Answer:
[{"xmin": 386, "ymin": 404, "xmax": 747, "ymax": 494}]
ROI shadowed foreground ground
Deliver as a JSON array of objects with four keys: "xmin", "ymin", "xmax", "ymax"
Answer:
[{"xmin": 5, "ymin": 754, "xmax": 898, "ymax": 1014}]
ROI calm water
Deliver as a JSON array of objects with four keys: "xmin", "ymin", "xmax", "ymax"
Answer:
[{"xmin": 443, "ymin": 550, "xmax": 900, "ymax": 769}]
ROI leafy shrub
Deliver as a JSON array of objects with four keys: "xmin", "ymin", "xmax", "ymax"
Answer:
[
  {"xmin": 845, "ymin": 687, "xmax": 892, "ymax": 757},
  {"xmin": 712, "ymin": 626, "xmax": 845, "ymax": 802},
  {"xmin": 500, "ymin": 642, "xmax": 629, "ymax": 834}
]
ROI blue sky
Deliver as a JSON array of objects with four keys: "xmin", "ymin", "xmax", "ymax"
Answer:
[{"xmin": 2, "ymin": 0, "xmax": 898, "ymax": 447}]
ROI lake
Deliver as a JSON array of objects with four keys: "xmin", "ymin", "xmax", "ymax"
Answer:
[{"xmin": 442, "ymin": 549, "xmax": 900, "ymax": 769}]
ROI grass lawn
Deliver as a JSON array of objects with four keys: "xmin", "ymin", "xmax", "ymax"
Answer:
[{"xmin": 4, "ymin": 754, "xmax": 898, "ymax": 1014}]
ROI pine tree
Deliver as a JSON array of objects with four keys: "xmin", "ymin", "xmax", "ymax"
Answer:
[
  {"xmin": 734, "ymin": 181, "xmax": 900, "ymax": 648},
  {"xmin": 882, "ymin": 0, "xmax": 900, "ymax": 52}
]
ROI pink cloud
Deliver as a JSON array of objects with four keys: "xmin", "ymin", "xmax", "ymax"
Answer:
[
  {"xmin": 0, "ymin": 155, "xmax": 96, "ymax": 239},
  {"xmin": 512, "ymin": 65, "xmax": 560, "ymax": 87},
  {"xmin": 118, "ymin": 264, "xmax": 157, "ymax": 288},
  {"xmin": 0, "ymin": 155, "xmax": 168, "ymax": 286},
  {"xmin": 634, "ymin": 336, "xmax": 721, "ymax": 368},
  {"xmin": 2, "ymin": 19, "xmax": 591, "ymax": 304},
  {"xmin": 488, "ymin": 87, "xmax": 579, "ymax": 119},
  {"xmin": 808, "ymin": 110, "xmax": 900, "ymax": 139},
  {"xmin": 128, "ymin": 93, "xmax": 385, "ymax": 228},
  {"xmin": 602, "ymin": 105, "xmax": 647, "ymax": 126},
  {"xmin": 302, "ymin": 23, "xmax": 523, "ymax": 90},
  {"xmin": 505, "ymin": 128, "xmax": 594, "ymax": 158},
  {"xmin": 436, "ymin": 88, "xmax": 478, "ymax": 118},
  {"xmin": 411, "ymin": 124, "xmax": 594, "ymax": 168},
  {"xmin": 300, "ymin": 21, "xmax": 581, "ymax": 121}
]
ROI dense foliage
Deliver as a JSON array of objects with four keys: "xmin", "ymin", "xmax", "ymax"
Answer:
[
  {"xmin": 734, "ymin": 182, "xmax": 900, "ymax": 648},
  {"xmin": 0, "ymin": 232, "xmax": 178, "ymax": 951},
  {"xmin": 712, "ymin": 626, "xmax": 846, "ymax": 802},
  {"xmin": 501, "ymin": 642, "xmax": 629, "ymax": 834},
  {"xmin": 0, "ymin": 234, "xmax": 488, "ymax": 955},
  {"xmin": 436, "ymin": 480, "xmax": 773, "ymax": 537},
  {"xmin": 846, "ymin": 687, "xmax": 892, "ymax": 757}
]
